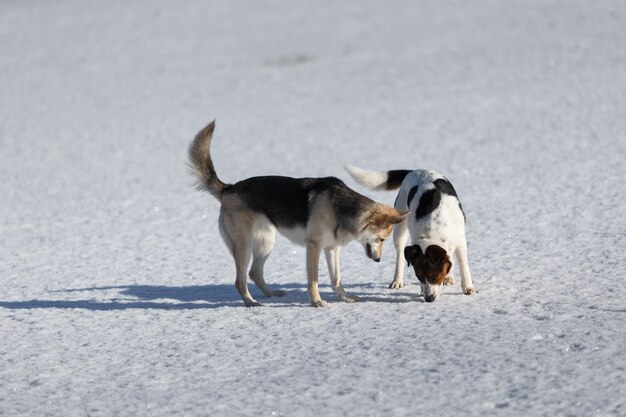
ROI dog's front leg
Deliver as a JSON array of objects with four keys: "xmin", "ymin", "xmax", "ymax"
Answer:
[
  {"xmin": 324, "ymin": 247, "xmax": 359, "ymax": 303},
  {"xmin": 307, "ymin": 242, "xmax": 327, "ymax": 307},
  {"xmin": 455, "ymin": 243, "xmax": 477, "ymax": 295},
  {"xmin": 390, "ymin": 218, "xmax": 409, "ymax": 288}
]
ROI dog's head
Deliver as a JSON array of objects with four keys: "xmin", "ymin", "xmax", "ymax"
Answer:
[
  {"xmin": 404, "ymin": 244, "xmax": 452, "ymax": 302},
  {"xmin": 358, "ymin": 205, "xmax": 409, "ymax": 262}
]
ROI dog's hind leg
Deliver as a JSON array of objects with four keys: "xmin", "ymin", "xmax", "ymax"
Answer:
[
  {"xmin": 234, "ymin": 245, "xmax": 260, "ymax": 306},
  {"xmin": 389, "ymin": 218, "xmax": 409, "ymax": 289},
  {"xmin": 455, "ymin": 243, "xmax": 477, "ymax": 295},
  {"xmin": 249, "ymin": 223, "xmax": 285, "ymax": 297},
  {"xmin": 220, "ymin": 211, "xmax": 261, "ymax": 306},
  {"xmin": 324, "ymin": 247, "xmax": 359, "ymax": 303}
]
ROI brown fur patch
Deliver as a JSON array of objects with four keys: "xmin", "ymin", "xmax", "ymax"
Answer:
[
  {"xmin": 404, "ymin": 244, "xmax": 452, "ymax": 285},
  {"xmin": 368, "ymin": 205, "xmax": 410, "ymax": 229}
]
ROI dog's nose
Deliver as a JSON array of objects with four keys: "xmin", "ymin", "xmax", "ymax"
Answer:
[
  {"xmin": 373, "ymin": 257, "xmax": 381, "ymax": 263},
  {"xmin": 424, "ymin": 294, "xmax": 436, "ymax": 303}
]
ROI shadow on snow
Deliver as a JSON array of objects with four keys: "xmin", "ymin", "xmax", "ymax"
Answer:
[{"xmin": 0, "ymin": 282, "xmax": 419, "ymax": 311}]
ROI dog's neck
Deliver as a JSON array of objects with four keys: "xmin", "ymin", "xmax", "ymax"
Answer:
[{"xmin": 413, "ymin": 238, "xmax": 451, "ymax": 254}]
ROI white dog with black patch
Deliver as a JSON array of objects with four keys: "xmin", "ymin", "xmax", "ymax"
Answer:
[{"xmin": 346, "ymin": 166, "xmax": 477, "ymax": 302}]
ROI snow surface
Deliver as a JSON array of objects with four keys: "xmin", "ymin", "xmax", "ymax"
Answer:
[{"xmin": 1, "ymin": 0, "xmax": 625, "ymax": 416}]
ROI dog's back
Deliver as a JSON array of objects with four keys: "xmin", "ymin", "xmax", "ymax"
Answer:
[
  {"xmin": 346, "ymin": 166, "xmax": 465, "ymax": 234},
  {"xmin": 222, "ymin": 175, "xmax": 373, "ymax": 232},
  {"xmin": 396, "ymin": 169, "xmax": 466, "ymax": 242}
]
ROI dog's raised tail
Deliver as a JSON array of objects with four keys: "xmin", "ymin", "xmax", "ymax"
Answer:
[
  {"xmin": 345, "ymin": 165, "xmax": 411, "ymax": 191},
  {"xmin": 188, "ymin": 120, "xmax": 228, "ymax": 200}
]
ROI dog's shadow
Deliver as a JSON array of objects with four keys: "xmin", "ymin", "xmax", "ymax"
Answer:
[
  {"xmin": 0, "ymin": 283, "xmax": 299, "ymax": 311},
  {"xmin": 0, "ymin": 282, "xmax": 419, "ymax": 310}
]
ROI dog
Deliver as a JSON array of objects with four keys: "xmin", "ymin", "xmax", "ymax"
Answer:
[
  {"xmin": 188, "ymin": 121, "xmax": 409, "ymax": 307},
  {"xmin": 345, "ymin": 165, "xmax": 477, "ymax": 302}
]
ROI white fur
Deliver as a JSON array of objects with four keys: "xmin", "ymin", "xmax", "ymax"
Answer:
[
  {"xmin": 345, "ymin": 165, "xmax": 389, "ymax": 190},
  {"xmin": 277, "ymin": 226, "xmax": 308, "ymax": 245}
]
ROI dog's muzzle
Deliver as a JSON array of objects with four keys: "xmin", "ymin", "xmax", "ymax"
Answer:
[{"xmin": 366, "ymin": 244, "xmax": 381, "ymax": 262}]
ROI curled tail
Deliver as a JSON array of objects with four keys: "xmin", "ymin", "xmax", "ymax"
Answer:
[
  {"xmin": 345, "ymin": 165, "xmax": 411, "ymax": 191},
  {"xmin": 188, "ymin": 120, "xmax": 228, "ymax": 200}
]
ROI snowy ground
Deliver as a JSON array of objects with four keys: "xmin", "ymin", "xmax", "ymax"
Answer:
[{"xmin": 1, "ymin": 0, "xmax": 625, "ymax": 416}]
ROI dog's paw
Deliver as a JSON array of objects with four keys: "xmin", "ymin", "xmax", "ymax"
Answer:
[
  {"xmin": 463, "ymin": 287, "xmax": 477, "ymax": 295},
  {"xmin": 270, "ymin": 289, "xmax": 286, "ymax": 297},
  {"xmin": 311, "ymin": 299, "xmax": 329, "ymax": 308},
  {"xmin": 244, "ymin": 299, "xmax": 263, "ymax": 307},
  {"xmin": 389, "ymin": 280, "xmax": 404, "ymax": 289},
  {"xmin": 341, "ymin": 295, "xmax": 360, "ymax": 303},
  {"xmin": 444, "ymin": 276, "xmax": 456, "ymax": 286}
]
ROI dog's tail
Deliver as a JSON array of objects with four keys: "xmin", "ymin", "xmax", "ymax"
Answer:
[
  {"xmin": 345, "ymin": 165, "xmax": 412, "ymax": 191},
  {"xmin": 188, "ymin": 120, "xmax": 228, "ymax": 200}
]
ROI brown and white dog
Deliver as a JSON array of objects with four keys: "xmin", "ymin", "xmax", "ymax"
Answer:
[
  {"xmin": 188, "ymin": 121, "xmax": 409, "ymax": 307},
  {"xmin": 346, "ymin": 166, "xmax": 477, "ymax": 302}
]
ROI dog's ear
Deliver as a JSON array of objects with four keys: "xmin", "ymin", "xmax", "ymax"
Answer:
[
  {"xmin": 388, "ymin": 209, "xmax": 410, "ymax": 225},
  {"xmin": 372, "ymin": 206, "xmax": 410, "ymax": 227},
  {"xmin": 404, "ymin": 245, "xmax": 422, "ymax": 267},
  {"xmin": 425, "ymin": 245, "xmax": 447, "ymax": 266}
]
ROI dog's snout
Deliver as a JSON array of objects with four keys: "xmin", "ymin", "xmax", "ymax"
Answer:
[
  {"xmin": 424, "ymin": 294, "xmax": 436, "ymax": 303},
  {"xmin": 373, "ymin": 256, "xmax": 381, "ymax": 263}
]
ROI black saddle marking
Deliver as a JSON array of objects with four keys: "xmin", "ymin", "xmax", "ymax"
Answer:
[{"xmin": 414, "ymin": 178, "xmax": 463, "ymax": 222}]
